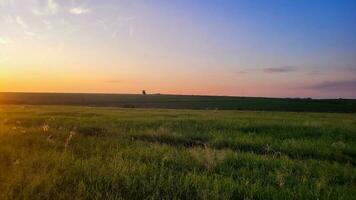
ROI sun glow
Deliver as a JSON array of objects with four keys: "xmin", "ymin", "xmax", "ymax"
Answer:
[{"xmin": 0, "ymin": 0, "xmax": 355, "ymax": 98}]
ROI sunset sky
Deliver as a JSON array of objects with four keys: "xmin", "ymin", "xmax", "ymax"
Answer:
[{"xmin": 1, "ymin": 0, "xmax": 356, "ymax": 98}]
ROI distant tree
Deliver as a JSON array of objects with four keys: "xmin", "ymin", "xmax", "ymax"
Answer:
[{"xmin": 142, "ymin": 90, "xmax": 146, "ymax": 95}]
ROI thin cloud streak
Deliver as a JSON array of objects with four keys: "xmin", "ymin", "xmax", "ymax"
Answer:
[
  {"xmin": 31, "ymin": 0, "xmax": 58, "ymax": 16},
  {"xmin": 263, "ymin": 66, "xmax": 297, "ymax": 73},
  {"xmin": 69, "ymin": 7, "xmax": 90, "ymax": 15},
  {"xmin": 16, "ymin": 16, "xmax": 27, "ymax": 28},
  {"xmin": 306, "ymin": 79, "xmax": 356, "ymax": 91},
  {"xmin": 344, "ymin": 67, "xmax": 356, "ymax": 71},
  {"xmin": 237, "ymin": 70, "xmax": 248, "ymax": 74}
]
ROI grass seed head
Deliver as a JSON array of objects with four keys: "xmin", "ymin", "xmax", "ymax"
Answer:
[
  {"xmin": 65, "ymin": 131, "xmax": 77, "ymax": 151},
  {"xmin": 42, "ymin": 124, "xmax": 50, "ymax": 132}
]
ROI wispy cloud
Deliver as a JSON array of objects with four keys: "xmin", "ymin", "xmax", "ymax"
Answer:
[
  {"xmin": 305, "ymin": 69, "xmax": 322, "ymax": 76},
  {"xmin": 31, "ymin": 0, "xmax": 58, "ymax": 16},
  {"xmin": 263, "ymin": 66, "xmax": 297, "ymax": 73},
  {"xmin": 16, "ymin": 16, "xmax": 27, "ymax": 29},
  {"xmin": 306, "ymin": 79, "xmax": 356, "ymax": 91},
  {"xmin": 344, "ymin": 67, "xmax": 356, "ymax": 71},
  {"xmin": 48, "ymin": 0, "xmax": 58, "ymax": 14},
  {"xmin": 69, "ymin": 7, "xmax": 90, "ymax": 15},
  {"xmin": 237, "ymin": 70, "xmax": 248, "ymax": 74}
]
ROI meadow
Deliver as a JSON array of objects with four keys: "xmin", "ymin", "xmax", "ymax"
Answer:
[
  {"xmin": 0, "ymin": 105, "xmax": 355, "ymax": 199},
  {"xmin": 1, "ymin": 92, "xmax": 356, "ymax": 113}
]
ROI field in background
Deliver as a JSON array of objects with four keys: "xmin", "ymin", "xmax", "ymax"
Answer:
[
  {"xmin": 0, "ymin": 105, "xmax": 355, "ymax": 199},
  {"xmin": 1, "ymin": 92, "xmax": 356, "ymax": 113}
]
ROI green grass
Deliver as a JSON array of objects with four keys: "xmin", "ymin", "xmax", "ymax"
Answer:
[{"xmin": 0, "ymin": 105, "xmax": 356, "ymax": 199}]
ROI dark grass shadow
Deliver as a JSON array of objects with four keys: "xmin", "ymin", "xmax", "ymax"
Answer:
[
  {"xmin": 77, "ymin": 126, "xmax": 107, "ymax": 137},
  {"xmin": 131, "ymin": 133, "xmax": 356, "ymax": 166}
]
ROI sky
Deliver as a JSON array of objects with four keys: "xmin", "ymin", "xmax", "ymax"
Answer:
[{"xmin": 0, "ymin": 0, "xmax": 356, "ymax": 98}]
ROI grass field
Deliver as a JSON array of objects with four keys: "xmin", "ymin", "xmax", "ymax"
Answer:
[
  {"xmin": 0, "ymin": 105, "xmax": 355, "ymax": 199},
  {"xmin": 1, "ymin": 92, "xmax": 356, "ymax": 113}
]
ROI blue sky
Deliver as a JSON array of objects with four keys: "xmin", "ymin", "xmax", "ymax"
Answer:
[{"xmin": 0, "ymin": 0, "xmax": 355, "ymax": 98}]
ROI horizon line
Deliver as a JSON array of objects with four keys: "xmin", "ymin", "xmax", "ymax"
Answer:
[{"xmin": 0, "ymin": 91, "xmax": 354, "ymax": 100}]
